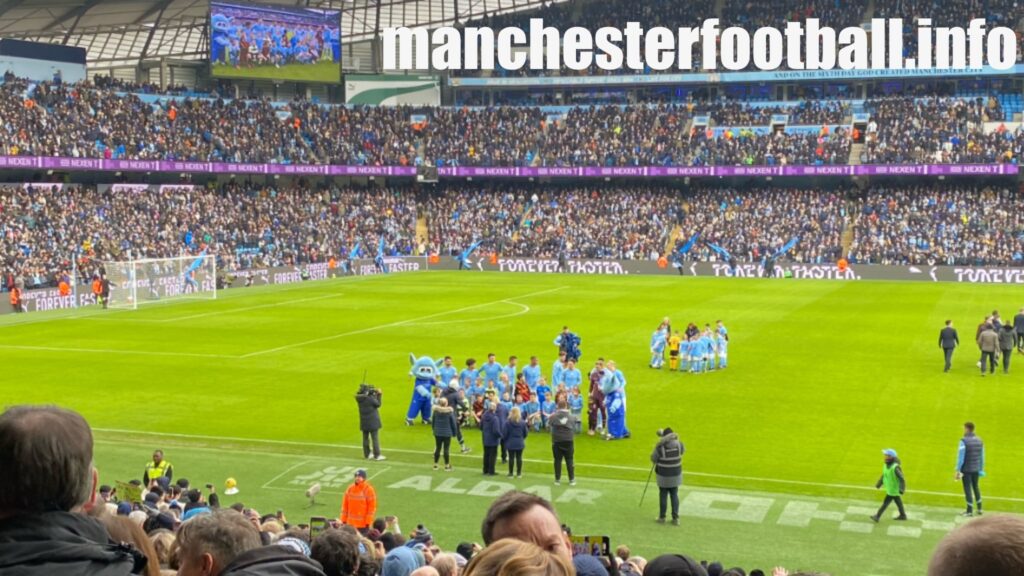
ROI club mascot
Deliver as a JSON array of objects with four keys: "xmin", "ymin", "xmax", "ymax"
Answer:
[
  {"xmin": 601, "ymin": 360, "xmax": 630, "ymax": 440},
  {"xmin": 406, "ymin": 353, "xmax": 438, "ymax": 425}
]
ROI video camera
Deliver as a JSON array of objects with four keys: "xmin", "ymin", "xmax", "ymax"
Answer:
[{"xmin": 358, "ymin": 383, "xmax": 381, "ymax": 397}]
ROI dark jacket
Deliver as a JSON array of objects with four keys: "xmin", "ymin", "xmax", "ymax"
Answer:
[
  {"xmin": 502, "ymin": 419, "xmax": 529, "ymax": 451},
  {"xmin": 651, "ymin": 432, "xmax": 685, "ymax": 488},
  {"xmin": 939, "ymin": 327, "xmax": 959, "ymax": 349},
  {"xmin": 355, "ymin": 391, "xmax": 382, "ymax": 432},
  {"xmin": 481, "ymin": 410, "xmax": 502, "ymax": 447},
  {"xmin": 999, "ymin": 325, "xmax": 1016, "ymax": 351},
  {"xmin": 1014, "ymin": 313, "xmax": 1024, "ymax": 333},
  {"xmin": 495, "ymin": 402, "xmax": 509, "ymax": 431},
  {"xmin": 431, "ymin": 405, "xmax": 457, "ymax": 438},
  {"xmin": 960, "ymin": 433, "xmax": 984, "ymax": 474},
  {"xmin": 0, "ymin": 511, "xmax": 139, "ymax": 576},
  {"xmin": 441, "ymin": 387, "xmax": 460, "ymax": 412},
  {"xmin": 549, "ymin": 409, "xmax": 576, "ymax": 444},
  {"xmin": 220, "ymin": 546, "xmax": 327, "ymax": 576}
]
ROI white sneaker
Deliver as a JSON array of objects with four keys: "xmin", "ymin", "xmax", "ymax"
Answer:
[
  {"xmin": 554, "ymin": 480, "xmax": 561, "ymax": 486},
  {"xmin": 569, "ymin": 480, "xmax": 576, "ymax": 486},
  {"xmin": 375, "ymin": 455, "xmax": 387, "ymax": 461}
]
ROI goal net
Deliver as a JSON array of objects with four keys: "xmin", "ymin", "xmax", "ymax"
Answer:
[{"xmin": 101, "ymin": 254, "xmax": 217, "ymax": 310}]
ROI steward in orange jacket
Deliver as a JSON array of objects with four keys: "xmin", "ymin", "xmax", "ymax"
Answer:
[{"xmin": 340, "ymin": 469, "xmax": 376, "ymax": 530}]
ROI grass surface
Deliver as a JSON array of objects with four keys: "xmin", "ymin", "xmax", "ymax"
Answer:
[
  {"xmin": 2, "ymin": 272, "xmax": 1022, "ymax": 575},
  {"xmin": 211, "ymin": 60, "xmax": 340, "ymax": 83}
]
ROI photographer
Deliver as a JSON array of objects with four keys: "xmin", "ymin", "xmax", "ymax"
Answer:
[
  {"xmin": 356, "ymin": 384, "xmax": 385, "ymax": 461},
  {"xmin": 651, "ymin": 427, "xmax": 684, "ymax": 526}
]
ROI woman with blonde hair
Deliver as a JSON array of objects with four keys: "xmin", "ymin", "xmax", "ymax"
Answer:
[
  {"xmin": 148, "ymin": 529, "xmax": 177, "ymax": 570},
  {"xmin": 463, "ymin": 539, "xmax": 573, "ymax": 576},
  {"xmin": 100, "ymin": 514, "xmax": 162, "ymax": 576},
  {"xmin": 502, "ymin": 406, "xmax": 529, "ymax": 478}
]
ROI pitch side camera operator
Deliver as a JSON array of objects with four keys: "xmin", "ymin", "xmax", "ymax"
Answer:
[{"xmin": 356, "ymin": 383, "xmax": 385, "ymax": 461}]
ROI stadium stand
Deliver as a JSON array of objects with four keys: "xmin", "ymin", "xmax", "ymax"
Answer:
[{"xmin": 6, "ymin": 182, "xmax": 1024, "ymax": 290}]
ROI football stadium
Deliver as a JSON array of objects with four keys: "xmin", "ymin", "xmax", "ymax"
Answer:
[{"xmin": 1, "ymin": 1, "xmax": 1024, "ymax": 576}]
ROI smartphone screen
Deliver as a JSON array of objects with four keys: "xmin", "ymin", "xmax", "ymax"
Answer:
[
  {"xmin": 570, "ymin": 535, "xmax": 610, "ymax": 557},
  {"xmin": 309, "ymin": 516, "xmax": 329, "ymax": 538}
]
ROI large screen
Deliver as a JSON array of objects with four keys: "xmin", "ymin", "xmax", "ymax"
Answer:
[{"xmin": 210, "ymin": 1, "xmax": 340, "ymax": 83}]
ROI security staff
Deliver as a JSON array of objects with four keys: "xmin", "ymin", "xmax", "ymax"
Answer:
[
  {"xmin": 340, "ymin": 469, "xmax": 377, "ymax": 532},
  {"xmin": 143, "ymin": 450, "xmax": 173, "ymax": 486},
  {"xmin": 651, "ymin": 427, "xmax": 685, "ymax": 525},
  {"xmin": 939, "ymin": 320, "xmax": 959, "ymax": 372}
]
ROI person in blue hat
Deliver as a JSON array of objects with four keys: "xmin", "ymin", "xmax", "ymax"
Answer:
[{"xmin": 871, "ymin": 449, "xmax": 907, "ymax": 522}]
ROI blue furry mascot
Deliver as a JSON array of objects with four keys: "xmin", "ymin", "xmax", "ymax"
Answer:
[
  {"xmin": 406, "ymin": 353, "xmax": 438, "ymax": 425},
  {"xmin": 601, "ymin": 361, "xmax": 630, "ymax": 440}
]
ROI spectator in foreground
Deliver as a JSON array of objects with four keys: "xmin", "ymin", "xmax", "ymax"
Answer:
[
  {"xmin": 481, "ymin": 491, "xmax": 572, "ymax": 565},
  {"xmin": 174, "ymin": 509, "xmax": 326, "ymax": 575},
  {"xmin": 928, "ymin": 515, "xmax": 1024, "ymax": 576},
  {"xmin": 463, "ymin": 539, "xmax": 573, "ymax": 576},
  {"xmin": 0, "ymin": 405, "xmax": 140, "ymax": 575},
  {"xmin": 100, "ymin": 515, "xmax": 162, "ymax": 576},
  {"xmin": 645, "ymin": 554, "xmax": 709, "ymax": 576},
  {"xmin": 311, "ymin": 527, "xmax": 362, "ymax": 576}
]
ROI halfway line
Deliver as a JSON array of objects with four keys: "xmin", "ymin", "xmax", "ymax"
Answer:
[{"xmin": 238, "ymin": 286, "xmax": 568, "ymax": 359}]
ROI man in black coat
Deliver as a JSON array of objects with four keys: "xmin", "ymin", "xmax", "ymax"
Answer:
[
  {"xmin": 0, "ymin": 406, "xmax": 142, "ymax": 576},
  {"xmin": 940, "ymin": 320, "xmax": 960, "ymax": 372},
  {"xmin": 549, "ymin": 400, "xmax": 578, "ymax": 486},
  {"xmin": 355, "ymin": 385, "xmax": 385, "ymax": 461}
]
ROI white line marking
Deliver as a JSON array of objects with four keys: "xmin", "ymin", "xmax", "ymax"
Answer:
[
  {"xmin": 408, "ymin": 300, "xmax": 530, "ymax": 327},
  {"xmin": 0, "ymin": 345, "xmax": 237, "ymax": 359},
  {"xmin": 239, "ymin": 286, "xmax": 568, "ymax": 358},
  {"xmin": 158, "ymin": 293, "xmax": 344, "ymax": 323},
  {"xmin": 261, "ymin": 460, "xmax": 311, "ymax": 490},
  {"xmin": 92, "ymin": 427, "xmax": 1024, "ymax": 503}
]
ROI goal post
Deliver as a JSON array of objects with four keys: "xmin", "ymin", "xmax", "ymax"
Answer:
[{"xmin": 101, "ymin": 254, "xmax": 217, "ymax": 310}]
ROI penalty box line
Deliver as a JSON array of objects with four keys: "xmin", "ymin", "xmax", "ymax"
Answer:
[
  {"xmin": 91, "ymin": 427, "xmax": 1024, "ymax": 504},
  {"xmin": 237, "ymin": 286, "xmax": 569, "ymax": 359}
]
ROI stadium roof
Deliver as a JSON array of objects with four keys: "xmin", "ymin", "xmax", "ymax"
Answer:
[{"xmin": 0, "ymin": 0, "xmax": 556, "ymax": 67}]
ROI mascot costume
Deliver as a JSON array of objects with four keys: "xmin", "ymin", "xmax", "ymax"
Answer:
[
  {"xmin": 406, "ymin": 353, "xmax": 439, "ymax": 425},
  {"xmin": 601, "ymin": 363, "xmax": 630, "ymax": 440}
]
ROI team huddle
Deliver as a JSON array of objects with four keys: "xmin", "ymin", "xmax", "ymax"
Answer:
[
  {"xmin": 405, "ymin": 325, "xmax": 631, "ymax": 453},
  {"xmin": 650, "ymin": 318, "xmax": 729, "ymax": 373}
]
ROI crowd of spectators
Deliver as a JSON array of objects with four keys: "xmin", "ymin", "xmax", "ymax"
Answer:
[
  {"xmin": 3, "ymin": 404, "xmax": 1024, "ymax": 576},
  {"xmin": 722, "ymin": 0, "xmax": 867, "ymax": 29},
  {"xmin": 6, "ymin": 181, "xmax": 1024, "ymax": 290},
  {"xmin": 465, "ymin": 0, "xmax": 717, "ymax": 77},
  {"xmin": 680, "ymin": 187, "xmax": 847, "ymax": 265},
  {"xmin": 848, "ymin": 184, "xmax": 1024, "ymax": 266},
  {"xmin": 862, "ymin": 97, "xmax": 1022, "ymax": 165},
  {"xmin": 0, "ymin": 78, "xmax": 864, "ymax": 168},
  {"xmin": 10, "ymin": 77, "xmax": 1024, "ymax": 169},
  {"xmin": 425, "ymin": 185, "xmax": 682, "ymax": 259},
  {"xmin": 0, "ymin": 183, "xmax": 416, "ymax": 290}
]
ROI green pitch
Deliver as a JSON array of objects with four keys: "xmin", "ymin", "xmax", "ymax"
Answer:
[
  {"xmin": 3, "ymin": 272, "xmax": 1023, "ymax": 575},
  {"xmin": 211, "ymin": 60, "xmax": 340, "ymax": 83}
]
